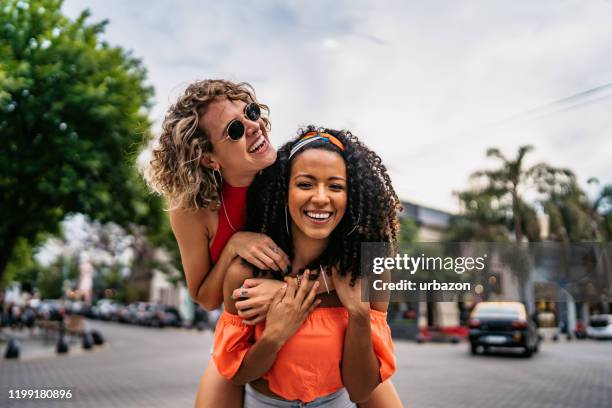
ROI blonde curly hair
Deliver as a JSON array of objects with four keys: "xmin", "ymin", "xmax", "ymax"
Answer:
[{"xmin": 144, "ymin": 79, "xmax": 270, "ymax": 210}]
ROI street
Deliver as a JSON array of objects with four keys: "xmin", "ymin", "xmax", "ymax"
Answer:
[{"xmin": 1, "ymin": 320, "xmax": 611, "ymax": 408}]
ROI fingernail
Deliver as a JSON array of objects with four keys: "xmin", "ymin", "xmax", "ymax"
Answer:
[
  {"xmin": 282, "ymin": 284, "xmax": 288, "ymax": 289},
  {"xmin": 315, "ymin": 281, "xmax": 320, "ymax": 287}
]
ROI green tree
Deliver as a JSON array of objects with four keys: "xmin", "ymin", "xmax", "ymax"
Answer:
[
  {"xmin": 398, "ymin": 216, "xmax": 418, "ymax": 244},
  {"xmin": 0, "ymin": 0, "xmax": 164, "ymax": 281},
  {"xmin": 1, "ymin": 237, "xmax": 39, "ymax": 290},
  {"xmin": 446, "ymin": 190, "xmax": 512, "ymax": 242},
  {"xmin": 469, "ymin": 145, "xmax": 573, "ymax": 242},
  {"xmin": 591, "ymin": 181, "xmax": 612, "ymax": 242}
]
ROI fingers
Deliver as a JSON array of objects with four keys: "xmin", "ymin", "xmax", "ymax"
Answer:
[
  {"xmin": 241, "ymin": 278, "xmax": 266, "ymax": 289},
  {"xmin": 301, "ymin": 279, "xmax": 320, "ymax": 311},
  {"xmin": 294, "ymin": 269, "xmax": 312, "ymax": 303},
  {"xmin": 261, "ymin": 237, "xmax": 290, "ymax": 270},
  {"xmin": 253, "ymin": 251, "xmax": 279, "ymax": 271},
  {"xmin": 241, "ymin": 254, "xmax": 268, "ymax": 271},
  {"xmin": 235, "ymin": 297, "xmax": 258, "ymax": 310},
  {"xmin": 237, "ymin": 306, "xmax": 267, "ymax": 319},
  {"xmin": 271, "ymin": 283, "xmax": 287, "ymax": 305},
  {"xmin": 262, "ymin": 246, "xmax": 289, "ymax": 272},
  {"xmin": 284, "ymin": 278, "xmax": 297, "ymax": 300},
  {"xmin": 243, "ymin": 314, "xmax": 266, "ymax": 326},
  {"xmin": 231, "ymin": 287, "xmax": 249, "ymax": 300}
]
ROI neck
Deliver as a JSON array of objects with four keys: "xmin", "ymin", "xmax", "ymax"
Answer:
[
  {"xmin": 220, "ymin": 168, "xmax": 256, "ymax": 187},
  {"xmin": 290, "ymin": 226, "xmax": 329, "ymax": 271}
]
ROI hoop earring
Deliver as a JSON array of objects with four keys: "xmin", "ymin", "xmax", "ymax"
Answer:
[
  {"xmin": 212, "ymin": 168, "xmax": 222, "ymax": 189},
  {"xmin": 285, "ymin": 205, "xmax": 290, "ymax": 236},
  {"xmin": 346, "ymin": 215, "xmax": 360, "ymax": 237}
]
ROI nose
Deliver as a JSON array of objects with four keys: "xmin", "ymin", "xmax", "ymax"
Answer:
[
  {"xmin": 244, "ymin": 115, "xmax": 261, "ymax": 138},
  {"xmin": 311, "ymin": 184, "xmax": 330, "ymax": 206}
]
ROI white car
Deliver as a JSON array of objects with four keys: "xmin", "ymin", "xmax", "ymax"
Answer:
[
  {"xmin": 587, "ymin": 314, "xmax": 612, "ymax": 339},
  {"xmin": 93, "ymin": 299, "xmax": 120, "ymax": 320}
]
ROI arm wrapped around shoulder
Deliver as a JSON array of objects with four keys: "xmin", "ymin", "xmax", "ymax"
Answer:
[
  {"xmin": 212, "ymin": 311, "xmax": 254, "ymax": 379},
  {"xmin": 370, "ymin": 310, "xmax": 396, "ymax": 383}
]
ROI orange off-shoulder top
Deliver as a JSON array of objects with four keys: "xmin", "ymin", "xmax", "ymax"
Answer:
[{"xmin": 213, "ymin": 307, "xmax": 396, "ymax": 403}]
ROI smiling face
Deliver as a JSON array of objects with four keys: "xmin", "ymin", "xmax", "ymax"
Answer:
[
  {"xmin": 288, "ymin": 148, "xmax": 347, "ymax": 242},
  {"xmin": 200, "ymin": 97, "xmax": 276, "ymax": 184}
]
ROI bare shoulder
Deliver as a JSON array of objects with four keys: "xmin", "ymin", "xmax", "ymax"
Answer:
[
  {"xmin": 223, "ymin": 259, "xmax": 254, "ymax": 313},
  {"xmin": 169, "ymin": 207, "xmax": 216, "ymax": 241}
]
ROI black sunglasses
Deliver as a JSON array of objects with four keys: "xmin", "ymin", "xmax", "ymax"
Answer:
[{"xmin": 225, "ymin": 102, "xmax": 262, "ymax": 141}]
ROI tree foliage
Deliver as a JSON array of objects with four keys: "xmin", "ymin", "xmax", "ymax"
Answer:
[
  {"xmin": 0, "ymin": 0, "xmax": 164, "ymax": 280},
  {"xmin": 450, "ymin": 145, "xmax": 611, "ymax": 244}
]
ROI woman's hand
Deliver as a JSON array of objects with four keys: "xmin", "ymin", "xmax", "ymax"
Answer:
[
  {"xmin": 233, "ymin": 278, "xmax": 285, "ymax": 325},
  {"xmin": 228, "ymin": 232, "xmax": 290, "ymax": 273},
  {"xmin": 261, "ymin": 270, "xmax": 320, "ymax": 347},
  {"xmin": 331, "ymin": 270, "xmax": 370, "ymax": 317}
]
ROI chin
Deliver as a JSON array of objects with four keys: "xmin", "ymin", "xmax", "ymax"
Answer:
[
  {"xmin": 253, "ymin": 148, "xmax": 276, "ymax": 171},
  {"xmin": 303, "ymin": 228, "xmax": 334, "ymax": 240}
]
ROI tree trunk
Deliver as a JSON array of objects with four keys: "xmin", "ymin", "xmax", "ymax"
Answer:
[
  {"xmin": 0, "ymin": 233, "xmax": 19, "ymax": 283},
  {"xmin": 512, "ymin": 190, "xmax": 523, "ymax": 242}
]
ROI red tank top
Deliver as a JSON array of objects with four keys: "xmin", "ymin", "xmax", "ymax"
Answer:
[{"xmin": 209, "ymin": 183, "xmax": 248, "ymax": 263}]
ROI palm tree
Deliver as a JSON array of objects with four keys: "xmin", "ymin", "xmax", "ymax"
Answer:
[
  {"xmin": 470, "ymin": 145, "xmax": 574, "ymax": 242},
  {"xmin": 446, "ymin": 190, "xmax": 511, "ymax": 242}
]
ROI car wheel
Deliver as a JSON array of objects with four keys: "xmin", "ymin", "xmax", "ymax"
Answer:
[
  {"xmin": 523, "ymin": 346, "xmax": 533, "ymax": 358},
  {"xmin": 470, "ymin": 343, "xmax": 479, "ymax": 355}
]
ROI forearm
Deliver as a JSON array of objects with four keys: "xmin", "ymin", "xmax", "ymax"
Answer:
[
  {"xmin": 342, "ymin": 311, "xmax": 380, "ymax": 402},
  {"xmin": 231, "ymin": 333, "xmax": 283, "ymax": 385},
  {"xmin": 193, "ymin": 240, "xmax": 237, "ymax": 310}
]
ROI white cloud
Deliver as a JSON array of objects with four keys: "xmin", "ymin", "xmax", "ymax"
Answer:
[{"xmin": 63, "ymin": 0, "xmax": 612, "ymax": 212}]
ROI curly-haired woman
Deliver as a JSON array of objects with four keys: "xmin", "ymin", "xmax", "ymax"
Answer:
[
  {"xmin": 214, "ymin": 127, "xmax": 404, "ymax": 407},
  {"xmin": 145, "ymin": 79, "xmax": 291, "ymax": 407}
]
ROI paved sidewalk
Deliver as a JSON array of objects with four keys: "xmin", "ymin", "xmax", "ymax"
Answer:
[{"xmin": 1, "ymin": 320, "xmax": 611, "ymax": 407}]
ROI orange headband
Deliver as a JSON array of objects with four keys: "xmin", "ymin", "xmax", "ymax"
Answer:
[{"xmin": 289, "ymin": 131, "xmax": 345, "ymax": 159}]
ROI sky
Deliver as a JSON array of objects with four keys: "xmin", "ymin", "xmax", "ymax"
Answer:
[{"xmin": 63, "ymin": 0, "xmax": 612, "ymax": 213}]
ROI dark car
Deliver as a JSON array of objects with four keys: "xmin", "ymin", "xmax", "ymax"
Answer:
[
  {"xmin": 117, "ymin": 302, "xmax": 144, "ymax": 324},
  {"xmin": 142, "ymin": 304, "xmax": 183, "ymax": 328},
  {"xmin": 468, "ymin": 302, "xmax": 540, "ymax": 357},
  {"xmin": 191, "ymin": 304, "xmax": 221, "ymax": 331}
]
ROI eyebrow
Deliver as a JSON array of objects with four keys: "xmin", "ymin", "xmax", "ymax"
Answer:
[{"xmin": 294, "ymin": 173, "xmax": 346, "ymax": 181}]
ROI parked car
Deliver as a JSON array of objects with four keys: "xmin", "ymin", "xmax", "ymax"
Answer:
[
  {"xmin": 37, "ymin": 300, "xmax": 66, "ymax": 321},
  {"xmin": 117, "ymin": 302, "xmax": 145, "ymax": 324},
  {"xmin": 586, "ymin": 314, "xmax": 612, "ymax": 339},
  {"xmin": 468, "ymin": 301, "xmax": 540, "ymax": 357},
  {"xmin": 92, "ymin": 299, "xmax": 120, "ymax": 321},
  {"xmin": 66, "ymin": 300, "xmax": 93, "ymax": 317},
  {"xmin": 191, "ymin": 304, "xmax": 221, "ymax": 331},
  {"xmin": 141, "ymin": 304, "xmax": 183, "ymax": 328}
]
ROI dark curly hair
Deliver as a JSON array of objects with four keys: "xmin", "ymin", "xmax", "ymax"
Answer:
[{"xmin": 245, "ymin": 126, "xmax": 402, "ymax": 283}]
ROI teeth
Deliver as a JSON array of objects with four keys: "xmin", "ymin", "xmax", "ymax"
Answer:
[
  {"xmin": 306, "ymin": 211, "xmax": 331, "ymax": 220},
  {"xmin": 248, "ymin": 135, "xmax": 266, "ymax": 153}
]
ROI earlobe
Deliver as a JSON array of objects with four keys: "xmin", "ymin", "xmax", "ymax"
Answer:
[{"xmin": 201, "ymin": 153, "xmax": 219, "ymax": 170}]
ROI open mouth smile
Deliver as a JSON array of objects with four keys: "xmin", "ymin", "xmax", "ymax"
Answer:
[
  {"xmin": 248, "ymin": 134, "xmax": 268, "ymax": 154},
  {"xmin": 304, "ymin": 210, "xmax": 334, "ymax": 224}
]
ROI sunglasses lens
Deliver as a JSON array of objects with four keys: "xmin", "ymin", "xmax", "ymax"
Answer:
[
  {"xmin": 245, "ymin": 103, "xmax": 261, "ymax": 121},
  {"xmin": 227, "ymin": 120, "xmax": 245, "ymax": 141}
]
